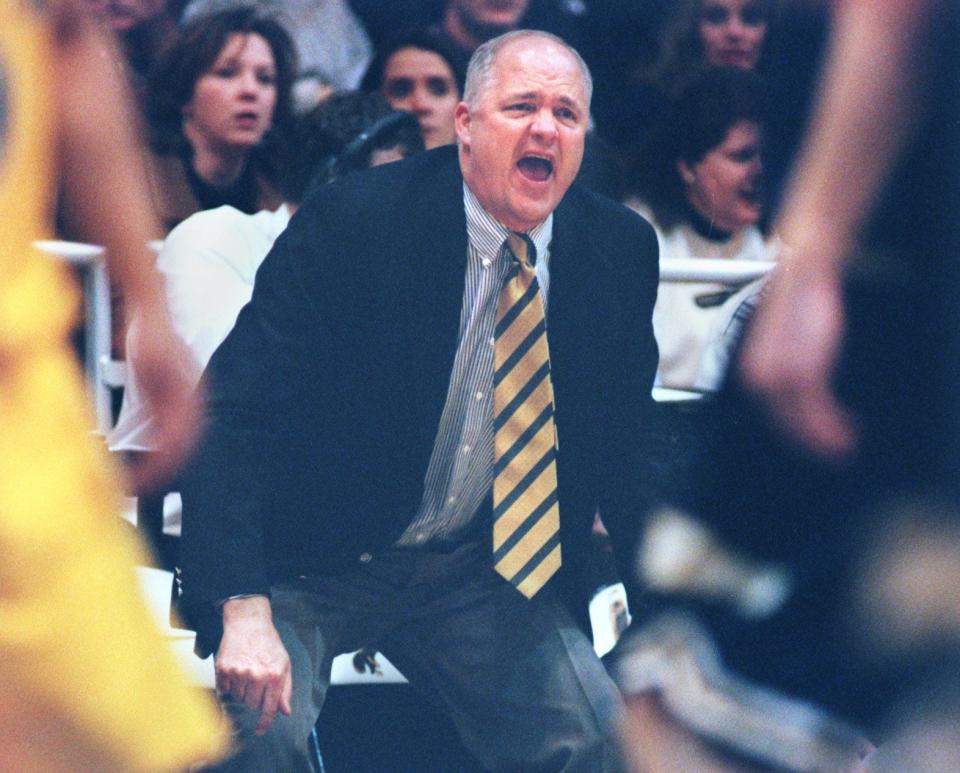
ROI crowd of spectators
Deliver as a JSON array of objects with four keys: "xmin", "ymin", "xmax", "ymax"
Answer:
[
  {"xmin": 77, "ymin": 0, "xmax": 825, "ymax": 236},
  {"xmin": 76, "ymin": 0, "xmax": 828, "ymax": 374}
]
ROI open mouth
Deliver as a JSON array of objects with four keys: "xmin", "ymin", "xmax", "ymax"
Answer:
[
  {"xmin": 235, "ymin": 112, "xmax": 260, "ymax": 128},
  {"xmin": 517, "ymin": 155, "xmax": 554, "ymax": 183}
]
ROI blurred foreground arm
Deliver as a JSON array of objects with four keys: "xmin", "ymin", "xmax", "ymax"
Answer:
[
  {"xmin": 54, "ymin": 2, "xmax": 199, "ymax": 491},
  {"xmin": 739, "ymin": 0, "xmax": 935, "ymax": 456}
]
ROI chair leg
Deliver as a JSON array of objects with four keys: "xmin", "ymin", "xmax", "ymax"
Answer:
[{"xmin": 308, "ymin": 726, "xmax": 325, "ymax": 773}]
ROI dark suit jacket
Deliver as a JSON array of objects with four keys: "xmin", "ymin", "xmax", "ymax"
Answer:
[{"xmin": 179, "ymin": 145, "xmax": 660, "ymax": 646}]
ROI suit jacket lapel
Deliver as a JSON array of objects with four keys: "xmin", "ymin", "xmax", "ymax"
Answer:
[
  {"xmin": 547, "ymin": 189, "xmax": 594, "ymax": 401},
  {"xmin": 398, "ymin": 150, "xmax": 469, "ymax": 449}
]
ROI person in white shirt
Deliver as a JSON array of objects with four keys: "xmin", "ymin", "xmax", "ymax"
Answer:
[
  {"xmin": 626, "ymin": 67, "xmax": 774, "ymax": 390},
  {"xmin": 112, "ymin": 92, "xmax": 423, "ymax": 458}
]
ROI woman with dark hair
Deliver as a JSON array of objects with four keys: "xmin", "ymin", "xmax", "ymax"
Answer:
[
  {"xmin": 645, "ymin": 0, "xmax": 774, "ymax": 98},
  {"xmin": 652, "ymin": 0, "xmax": 773, "ymax": 96},
  {"xmin": 143, "ymin": 6, "xmax": 296, "ymax": 232},
  {"xmin": 627, "ymin": 67, "xmax": 774, "ymax": 389},
  {"xmin": 607, "ymin": 0, "xmax": 774, "ymax": 158},
  {"xmin": 360, "ymin": 29, "xmax": 462, "ymax": 150}
]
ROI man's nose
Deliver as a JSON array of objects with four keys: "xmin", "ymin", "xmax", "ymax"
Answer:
[{"xmin": 529, "ymin": 109, "xmax": 558, "ymax": 141}]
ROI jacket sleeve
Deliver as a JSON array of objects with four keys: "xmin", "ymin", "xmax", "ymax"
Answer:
[
  {"xmin": 177, "ymin": 194, "xmax": 346, "ymax": 614},
  {"xmin": 596, "ymin": 212, "xmax": 661, "ymax": 597}
]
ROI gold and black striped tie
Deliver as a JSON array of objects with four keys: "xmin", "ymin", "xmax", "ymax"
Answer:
[{"xmin": 492, "ymin": 233, "xmax": 561, "ymax": 598}]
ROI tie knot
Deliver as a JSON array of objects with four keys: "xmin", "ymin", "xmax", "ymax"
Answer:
[{"xmin": 506, "ymin": 233, "xmax": 535, "ymax": 269}]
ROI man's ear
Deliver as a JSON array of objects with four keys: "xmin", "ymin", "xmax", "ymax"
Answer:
[
  {"xmin": 677, "ymin": 159, "xmax": 696, "ymax": 185},
  {"xmin": 454, "ymin": 102, "xmax": 471, "ymax": 148}
]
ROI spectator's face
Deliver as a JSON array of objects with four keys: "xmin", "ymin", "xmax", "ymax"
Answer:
[
  {"xmin": 456, "ymin": 37, "xmax": 587, "ymax": 232},
  {"xmin": 452, "ymin": 0, "xmax": 531, "ymax": 35},
  {"xmin": 698, "ymin": 0, "xmax": 767, "ymax": 70},
  {"xmin": 182, "ymin": 33, "xmax": 278, "ymax": 152},
  {"xmin": 680, "ymin": 120, "xmax": 763, "ymax": 232},
  {"xmin": 382, "ymin": 47, "xmax": 459, "ymax": 149},
  {"xmin": 88, "ymin": 0, "xmax": 166, "ymax": 32}
]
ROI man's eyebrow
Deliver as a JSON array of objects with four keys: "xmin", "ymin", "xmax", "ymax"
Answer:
[
  {"xmin": 500, "ymin": 91, "xmax": 584, "ymax": 109},
  {"xmin": 556, "ymin": 95, "xmax": 582, "ymax": 109},
  {"xmin": 501, "ymin": 90, "xmax": 538, "ymax": 102}
]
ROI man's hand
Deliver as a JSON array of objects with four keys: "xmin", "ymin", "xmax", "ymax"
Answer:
[
  {"xmin": 738, "ymin": 241, "xmax": 857, "ymax": 458},
  {"xmin": 216, "ymin": 596, "xmax": 293, "ymax": 735},
  {"xmin": 124, "ymin": 308, "xmax": 203, "ymax": 493}
]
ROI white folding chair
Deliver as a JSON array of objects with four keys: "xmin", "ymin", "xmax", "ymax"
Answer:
[{"xmin": 34, "ymin": 240, "xmax": 113, "ymax": 433}]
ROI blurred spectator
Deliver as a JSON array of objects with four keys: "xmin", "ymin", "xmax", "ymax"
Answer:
[
  {"xmin": 182, "ymin": 0, "xmax": 373, "ymax": 106},
  {"xmin": 112, "ymin": 92, "xmax": 423, "ymax": 456},
  {"xmin": 143, "ymin": 7, "xmax": 295, "ymax": 232},
  {"xmin": 350, "ymin": 0, "xmax": 442, "ymax": 53},
  {"xmin": 651, "ymin": 0, "xmax": 772, "ymax": 96},
  {"xmin": 283, "ymin": 91, "xmax": 425, "ymax": 188},
  {"xmin": 626, "ymin": 68, "xmax": 773, "ymax": 390},
  {"xmin": 646, "ymin": 0, "xmax": 825, "ymax": 224},
  {"xmin": 361, "ymin": 29, "xmax": 462, "ymax": 150},
  {"xmin": 432, "ymin": 0, "xmax": 532, "ymax": 81},
  {"xmin": 611, "ymin": 0, "xmax": 774, "ymax": 171},
  {"xmin": 86, "ymin": 0, "xmax": 184, "ymax": 95}
]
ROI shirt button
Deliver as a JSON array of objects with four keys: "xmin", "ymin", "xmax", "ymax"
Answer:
[
  {"xmin": 359, "ymin": 552, "xmax": 372, "ymax": 563},
  {"xmin": 447, "ymin": 495, "xmax": 457, "ymax": 505},
  {"xmin": 481, "ymin": 257, "xmax": 492, "ymax": 268},
  {"xmin": 415, "ymin": 532, "xmax": 427, "ymax": 544},
  {"xmin": 489, "ymin": 337, "xmax": 495, "ymax": 348},
  {"xmin": 475, "ymin": 391, "xmax": 484, "ymax": 401},
  {"xmin": 462, "ymin": 444, "xmax": 471, "ymax": 454}
]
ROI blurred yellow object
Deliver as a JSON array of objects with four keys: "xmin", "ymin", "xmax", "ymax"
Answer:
[{"xmin": 0, "ymin": 1, "xmax": 228, "ymax": 770}]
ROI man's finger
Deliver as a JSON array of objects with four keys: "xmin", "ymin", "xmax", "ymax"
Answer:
[
  {"xmin": 242, "ymin": 677, "xmax": 267, "ymax": 712},
  {"xmin": 279, "ymin": 669, "xmax": 293, "ymax": 717},
  {"xmin": 214, "ymin": 670, "xmax": 233, "ymax": 699},
  {"xmin": 255, "ymin": 682, "xmax": 283, "ymax": 735}
]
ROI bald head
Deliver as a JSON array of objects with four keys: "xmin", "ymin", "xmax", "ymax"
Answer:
[{"xmin": 463, "ymin": 29, "xmax": 593, "ymax": 111}]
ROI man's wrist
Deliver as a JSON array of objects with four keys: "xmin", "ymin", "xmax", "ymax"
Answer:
[{"xmin": 219, "ymin": 594, "xmax": 271, "ymax": 621}]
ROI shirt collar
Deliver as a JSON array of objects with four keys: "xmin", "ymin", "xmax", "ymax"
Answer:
[{"xmin": 463, "ymin": 183, "xmax": 553, "ymax": 263}]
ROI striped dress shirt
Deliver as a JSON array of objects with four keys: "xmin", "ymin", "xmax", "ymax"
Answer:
[{"xmin": 396, "ymin": 184, "xmax": 553, "ymax": 547}]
